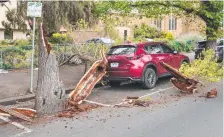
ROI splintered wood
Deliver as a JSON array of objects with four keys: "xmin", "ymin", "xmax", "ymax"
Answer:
[
  {"xmin": 58, "ymin": 101, "xmax": 99, "ymax": 118},
  {"xmin": 0, "ymin": 105, "xmax": 35, "ymax": 122},
  {"xmin": 160, "ymin": 62, "xmax": 202, "ymax": 93},
  {"xmin": 207, "ymin": 88, "xmax": 217, "ymax": 98},
  {"xmin": 68, "ymin": 50, "xmax": 108, "ymax": 104}
]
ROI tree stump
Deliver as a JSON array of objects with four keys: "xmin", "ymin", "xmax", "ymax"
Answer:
[{"xmin": 35, "ymin": 23, "xmax": 66, "ymax": 116}]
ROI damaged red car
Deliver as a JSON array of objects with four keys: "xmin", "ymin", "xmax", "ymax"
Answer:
[{"xmin": 106, "ymin": 42, "xmax": 190, "ymax": 89}]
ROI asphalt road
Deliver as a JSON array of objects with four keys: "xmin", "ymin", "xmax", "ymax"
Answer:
[{"xmin": 1, "ymin": 79, "xmax": 222, "ymax": 137}]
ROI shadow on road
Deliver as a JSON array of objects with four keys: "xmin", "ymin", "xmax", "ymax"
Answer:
[{"xmin": 101, "ymin": 76, "xmax": 172, "ymax": 92}]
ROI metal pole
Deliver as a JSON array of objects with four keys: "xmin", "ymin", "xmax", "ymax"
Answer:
[
  {"xmin": 0, "ymin": 47, "xmax": 2, "ymax": 69},
  {"xmin": 30, "ymin": 17, "xmax": 36, "ymax": 93},
  {"xmin": 170, "ymin": 0, "xmax": 173, "ymax": 30}
]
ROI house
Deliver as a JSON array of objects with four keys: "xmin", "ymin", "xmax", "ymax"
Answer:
[
  {"xmin": 97, "ymin": 13, "xmax": 206, "ymax": 41},
  {"xmin": 0, "ymin": 0, "xmax": 29, "ymax": 41}
]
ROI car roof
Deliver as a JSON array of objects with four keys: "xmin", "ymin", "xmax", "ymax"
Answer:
[
  {"xmin": 112, "ymin": 42, "xmax": 164, "ymax": 48},
  {"xmin": 136, "ymin": 42, "xmax": 164, "ymax": 46}
]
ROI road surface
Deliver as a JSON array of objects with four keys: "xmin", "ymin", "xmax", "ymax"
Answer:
[{"xmin": 0, "ymin": 79, "xmax": 222, "ymax": 137}]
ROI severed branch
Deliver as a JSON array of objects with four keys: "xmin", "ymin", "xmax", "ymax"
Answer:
[
  {"xmin": 59, "ymin": 54, "xmax": 78, "ymax": 67},
  {"xmin": 59, "ymin": 53, "xmax": 97, "ymax": 67}
]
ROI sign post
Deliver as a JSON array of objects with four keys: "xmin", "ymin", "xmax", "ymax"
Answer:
[{"xmin": 27, "ymin": 2, "xmax": 42, "ymax": 93}]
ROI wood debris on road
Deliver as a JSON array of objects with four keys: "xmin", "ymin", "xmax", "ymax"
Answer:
[
  {"xmin": 160, "ymin": 62, "xmax": 203, "ymax": 93},
  {"xmin": 0, "ymin": 105, "xmax": 35, "ymax": 122},
  {"xmin": 206, "ymin": 88, "xmax": 217, "ymax": 98}
]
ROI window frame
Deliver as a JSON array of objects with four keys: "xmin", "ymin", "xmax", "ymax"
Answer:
[
  {"xmin": 159, "ymin": 44, "xmax": 174, "ymax": 54},
  {"xmin": 169, "ymin": 17, "xmax": 177, "ymax": 30},
  {"xmin": 143, "ymin": 44, "xmax": 163, "ymax": 54}
]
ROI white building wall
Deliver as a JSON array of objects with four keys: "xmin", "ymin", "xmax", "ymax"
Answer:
[
  {"xmin": 0, "ymin": 31, "xmax": 4, "ymax": 40},
  {"xmin": 115, "ymin": 26, "xmax": 132, "ymax": 40},
  {"xmin": 13, "ymin": 31, "xmax": 27, "ymax": 40}
]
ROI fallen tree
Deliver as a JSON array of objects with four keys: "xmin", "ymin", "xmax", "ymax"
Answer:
[
  {"xmin": 68, "ymin": 49, "xmax": 108, "ymax": 103},
  {"xmin": 160, "ymin": 62, "xmax": 202, "ymax": 93}
]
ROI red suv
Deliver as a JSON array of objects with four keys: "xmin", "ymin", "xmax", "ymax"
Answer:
[{"xmin": 106, "ymin": 42, "xmax": 189, "ymax": 89}]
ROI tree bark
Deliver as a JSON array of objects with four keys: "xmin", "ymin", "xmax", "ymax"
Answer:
[{"xmin": 35, "ymin": 23, "xmax": 66, "ymax": 116}]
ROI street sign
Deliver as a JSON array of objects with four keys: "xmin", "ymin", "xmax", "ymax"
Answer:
[
  {"xmin": 27, "ymin": 2, "xmax": 42, "ymax": 17},
  {"xmin": 27, "ymin": 2, "xmax": 42, "ymax": 92}
]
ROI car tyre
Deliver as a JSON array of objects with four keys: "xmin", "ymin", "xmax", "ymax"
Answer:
[
  {"xmin": 142, "ymin": 68, "xmax": 157, "ymax": 89},
  {"xmin": 109, "ymin": 81, "xmax": 121, "ymax": 87}
]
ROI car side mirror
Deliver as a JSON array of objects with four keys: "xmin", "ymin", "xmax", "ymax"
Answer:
[{"xmin": 173, "ymin": 51, "xmax": 178, "ymax": 54}]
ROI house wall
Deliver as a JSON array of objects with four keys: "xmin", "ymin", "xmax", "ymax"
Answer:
[
  {"xmin": 0, "ymin": 31, "xmax": 4, "ymax": 41},
  {"xmin": 115, "ymin": 26, "xmax": 132, "ymax": 40},
  {"xmin": 13, "ymin": 31, "xmax": 27, "ymax": 40}
]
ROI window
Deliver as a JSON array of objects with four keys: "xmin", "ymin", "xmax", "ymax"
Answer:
[
  {"xmin": 154, "ymin": 20, "xmax": 162, "ymax": 29},
  {"xmin": 107, "ymin": 46, "xmax": 136, "ymax": 55},
  {"xmin": 160, "ymin": 44, "xmax": 173, "ymax": 53},
  {"xmin": 4, "ymin": 30, "xmax": 13, "ymax": 40},
  {"xmin": 169, "ymin": 17, "xmax": 177, "ymax": 30},
  {"xmin": 144, "ymin": 45, "xmax": 162, "ymax": 54},
  {"xmin": 124, "ymin": 30, "xmax": 127, "ymax": 41}
]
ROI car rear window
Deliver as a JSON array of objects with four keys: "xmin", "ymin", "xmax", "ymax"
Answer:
[{"xmin": 107, "ymin": 45, "xmax": 136, "ymax": 55}]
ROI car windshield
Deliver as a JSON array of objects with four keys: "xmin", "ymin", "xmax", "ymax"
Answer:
[
  {"xmin": 107, "ymin": 46, "xmax": 136, "ymax": 55},
  {"xmin": 100, "ymin": 38, "xmax": 114, "ymax": 44}
]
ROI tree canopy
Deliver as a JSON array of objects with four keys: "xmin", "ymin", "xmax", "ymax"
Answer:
[
  {"xmin": 94, "ymin": 1, "xmax": 223, "ymax": 43},
  {"xmin": 2, "ymin": 1, "xmax": 96, "ymax": 35}
]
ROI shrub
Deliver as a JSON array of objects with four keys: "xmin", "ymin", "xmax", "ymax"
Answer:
[
  {"xmin": 180, "ymin": 49, "xmax": 223, "ymax": 82},
  {"xmin": 0, "ymin": 39, "xmax": 14, "ymax": 46},
  {"xmin": 14, "ymin": 39, "xmax": 31, "ymax": 47},
  {"xmin": 49, "ymin": 33, "xmax": 73, "ymax": 44},
  {"xmin": 134, "ymin": 23, "xmax": 165, "ymax": 40},
  {"xmin": 165, "ymin": 32, "xmax": 174, "ymax": 40},
  {"xmin": 2, "ymin": 47, "xmax": 30, "ymax": 69},
  {"xmin": 176, "ymin": 33, "xmax": 205, "ymax": 49}
]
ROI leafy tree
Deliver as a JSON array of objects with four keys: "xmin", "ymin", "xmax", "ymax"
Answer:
[
  {"xmin": 1, "ymin": 1, "xmax": 96, "ymax": 35},
  {"xmin": 94, "ymin": 1, "xmax": 223, "ymax": 49},
  {"xmin": 133, "ymin": 23, "xmax": 166, "ymax": 39}
]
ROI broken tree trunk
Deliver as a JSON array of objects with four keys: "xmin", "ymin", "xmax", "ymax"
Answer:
[
  {"xmin": 35, "ymin": 23, "xmax": 66, "ymax": 116},
  {"xmin": 69, "ymin": 50, "xmax": 108, "ymax": 104},
  {"xmin": 160, "ymin": 62, "xmax": 202, "ymax": 93}
]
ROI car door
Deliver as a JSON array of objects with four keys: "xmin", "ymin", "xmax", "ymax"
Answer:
[
  {"xmin": 144, "ymin": 44, "xmax": 172, "ymax": 74},
  {"xmin": 160, "ymin": 44, "xmax": 181, "ymax": 69}
]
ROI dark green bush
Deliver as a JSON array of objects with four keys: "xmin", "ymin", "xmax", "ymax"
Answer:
[{"xmin": 2, "ymin": 47, "xmax": 28, "ymax": 69}]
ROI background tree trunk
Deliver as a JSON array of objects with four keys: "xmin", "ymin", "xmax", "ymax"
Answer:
[{"xmin": 35, "ymin": 24, "xmax": 66, "ymax": 116}]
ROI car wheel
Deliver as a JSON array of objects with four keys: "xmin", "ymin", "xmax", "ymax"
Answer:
[
  {"xmin": 142, "ymin": 68, "xmax": 157, "ymax": 89},
  {"xmin": 109, "ymin": 81, "xmax": 121, "ymax": 87}
]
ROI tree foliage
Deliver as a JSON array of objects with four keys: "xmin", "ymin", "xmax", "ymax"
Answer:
[
  {"xmin": 94, "ymin": 1, "xmax": 223, "ymax": 43},
  {"xmin": 180, "ymin": 49, "xmax": 223, "ymax": 82},
  {"xmin": 133, "ymin": 23, "xmax": 166, "ymax": 39},
  {"xmin": 2, "ymin": 1, "xmax": 96, "ymax": 35}
]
